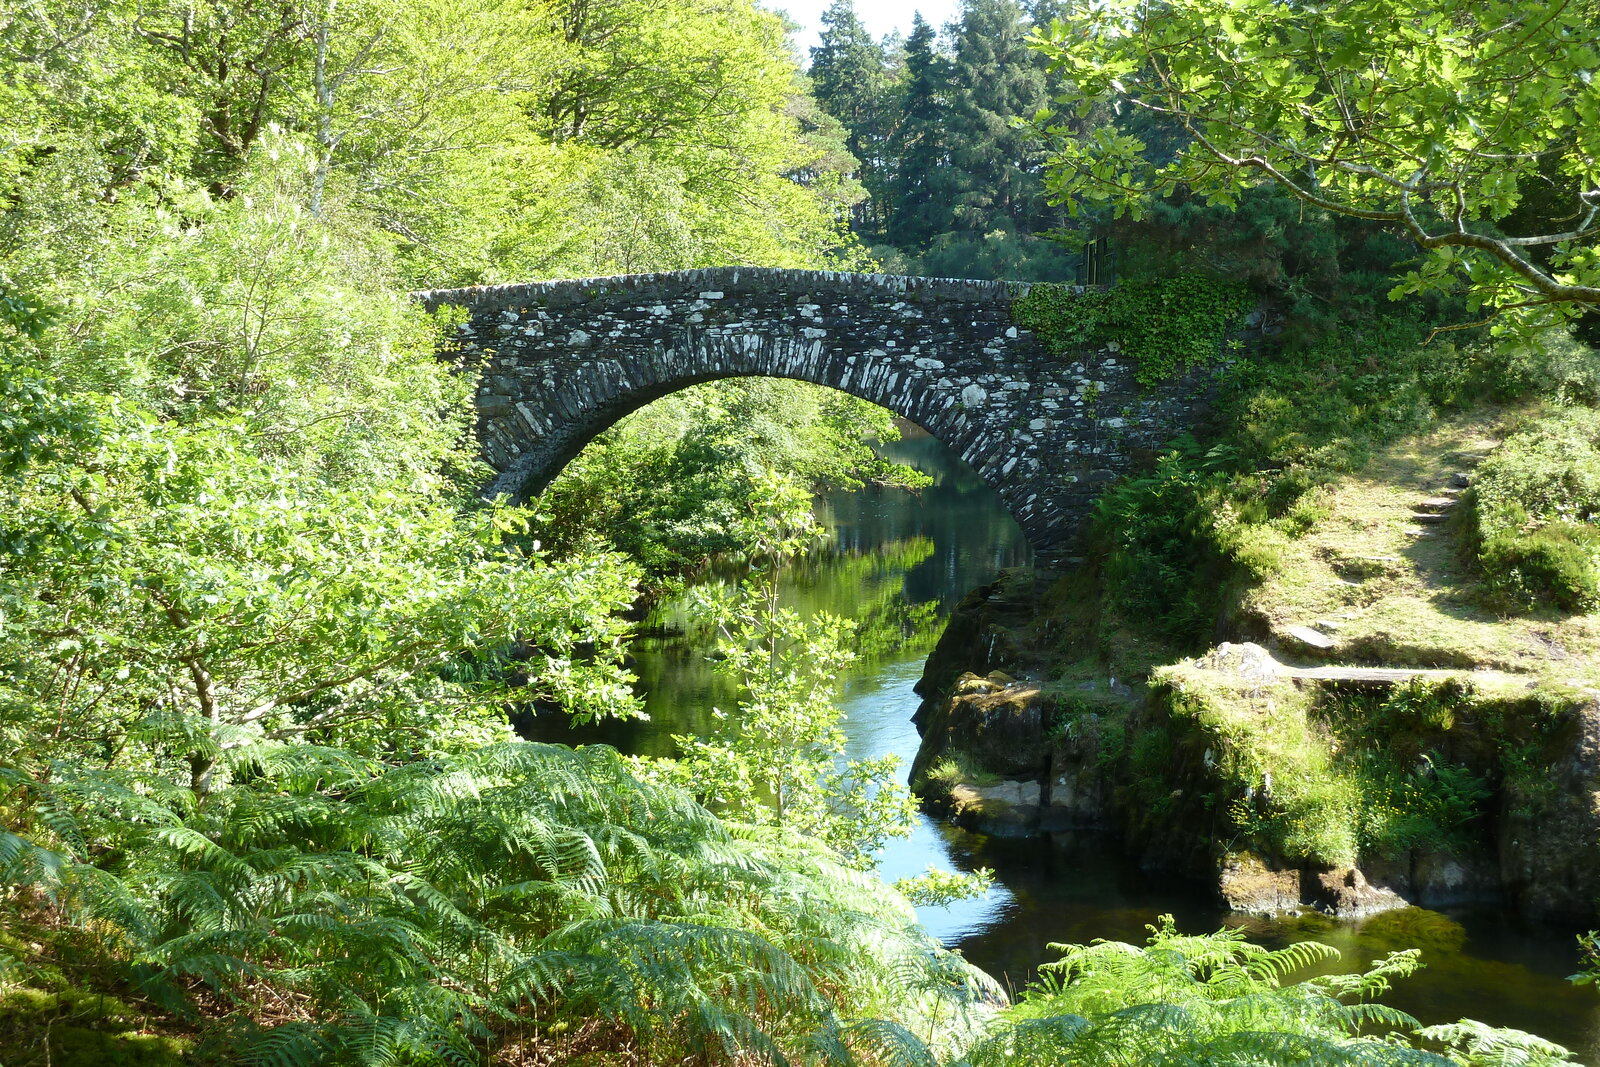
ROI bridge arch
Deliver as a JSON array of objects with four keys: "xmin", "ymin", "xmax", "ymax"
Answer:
[{"xmin": 417, "ymin": 267, "xmax": 1210, "ymax": 562}]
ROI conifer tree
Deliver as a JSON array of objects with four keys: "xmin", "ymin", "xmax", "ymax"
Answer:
[
  {"xmin": 944, "ymin": 0, "xmax": 1055, "ymax": 236},
  {"xmin": 808, "ymin": 0, "xmax": 895, "ymax": 236},
  {"xmin": 885, "ymin": 14, "xmax": 956, "ymax": 249}
]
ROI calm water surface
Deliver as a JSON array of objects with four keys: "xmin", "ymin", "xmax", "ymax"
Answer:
[{"xmin": 541, "ymin": 424, "xmax": 1600, "ymax": 1060}]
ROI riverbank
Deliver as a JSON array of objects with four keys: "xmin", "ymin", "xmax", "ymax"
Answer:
[
  {"xmin": 558, "ymin": 418, "xmax": 1600, "ymax": 1059},
  {"xmin": 908, "ymin": 407, "xmax": 1600, "ymax": 929}
]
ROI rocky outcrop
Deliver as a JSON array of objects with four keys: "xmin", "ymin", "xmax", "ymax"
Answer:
[
  {"xmin": 910, "ymin": 672, "xmax": 1051, "ymax": 787},
  {"xmin": 1042, "ymin": 711, "xmax": 1115, "ymax": 830},
  {"xmin": 914, "ymin": 599, "xmax": 1600, "ymax": 925},
  {"xmin": 1360, "ymin": 850, "xmax": 1503, "ymax": 910},
  {"xmin": 1500, "ymin": 695, "xmax": 1600, "ymax": 922},
  {"xmin": 913, "ymin": 571, "xmax": 1040, "ymax": 730},
  {"xmin": 930, "ymin": 779, "xmax": 1045, "ymax": 838}
]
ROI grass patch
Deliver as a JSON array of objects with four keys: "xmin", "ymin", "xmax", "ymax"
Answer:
[
  {"xmin": 1244, "ymin": 408, "xmax": 1600, "ymax": 678},
  {"xmin": 920, "ymin": 756, "xmax": 1004, "ymax": 800}
]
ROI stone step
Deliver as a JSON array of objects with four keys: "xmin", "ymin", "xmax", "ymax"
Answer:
[
  {"xmin": 1450, "ymin": 472, "xmax": 1471, "ymax": 489},
  {"xmin": 1410, "ymin": 511, "xmax": 1451, "ymax": 524},
  {"xmin": 1416, "ymin": 496, "xmax": 1458, "ymax": 513},
  {"xmin": 1283, "ymin": 624, "xmax": 1337, "ymax": 651}
]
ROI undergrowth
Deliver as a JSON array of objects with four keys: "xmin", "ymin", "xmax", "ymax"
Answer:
[
  {"xmin": 1469, "ymin": 406, "xmax": 1600, "ymax": 612},
  {"xmin": 1, "ymin": 742, "xmax": 997, "ymax": 1064},
  {"xmin": 963, "ymin": 917, "xmax": 1575, "ymax": 1066},
  {"xmin": 1150, "ymin": 672, "xmax": 1551, "ymax": 868}
]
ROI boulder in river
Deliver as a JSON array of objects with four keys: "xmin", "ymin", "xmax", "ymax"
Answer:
[
  {"xmin": 1219, "ymin": 852, "xmax": 1303, "ymax": 916},
  {"xmin": 1306, "ymin": 866, "xmax": 1409, "ymax": 919},
  {"xmin": 1220, "ymin": 853, "xmax": 1409, "ymax": 918},
  {"xmin": 910, "ymin": 671, "xmax": 1052, "ymax": 785}
]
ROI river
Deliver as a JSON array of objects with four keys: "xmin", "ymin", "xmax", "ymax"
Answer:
[{"xmin": 536, "ymin": 423, "xmax": 1600, "ymax": 1060}]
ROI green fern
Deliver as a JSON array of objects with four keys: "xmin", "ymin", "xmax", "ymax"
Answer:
[
  {"xmin": 2, "ymin": 741, "xmax": 996, "ymax": 1064},
  {"xmin": 962, "ymin": 917, "xmax": 1576, "ymax": 1067}
]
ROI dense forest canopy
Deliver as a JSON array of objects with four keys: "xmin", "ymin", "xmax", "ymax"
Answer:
[
  {"xmin": 805, "ymin": 0, "xmax": 1600, "ymax": 340},
  {"xmin": 805, "ymin": 0, "xmax": 1088, "ymax": 281},
  {"xmin": 1, "ymin": 0, "xmax": 1598, "ymax": 1062},
  {"xmin": 1031, "ymin": 0, "xmax": 1600, "ymax": 337}
]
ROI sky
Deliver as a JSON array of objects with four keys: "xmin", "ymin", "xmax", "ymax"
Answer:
[{"xmin": 761, "ymin": 0, "xmax": 965, "ymax": 61}]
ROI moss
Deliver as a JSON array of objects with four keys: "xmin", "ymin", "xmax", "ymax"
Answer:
[
  {"xmin": 0, "ymin": 987, "xmax": 192, "ymax": 1067},
  {"xmin": 1136, "ymin": 666, "xmax": 1581, "ymax": 869},
  {"xmin": 1014, "ymin": 272, "xmax": 1253, "ymax": 386}
]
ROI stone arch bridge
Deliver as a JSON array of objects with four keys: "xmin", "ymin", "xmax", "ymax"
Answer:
[{"xmin": 417, "ymin": 267, "xmax": 1213, "ymax": 562}]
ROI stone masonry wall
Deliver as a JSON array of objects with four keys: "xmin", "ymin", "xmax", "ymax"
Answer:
[{"xmin": 415, "ymin": 267, "xmax": 1215, "ymax": 562}]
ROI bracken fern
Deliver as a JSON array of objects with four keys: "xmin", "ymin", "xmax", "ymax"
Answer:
[{"xmin": 2, "ymin": 741, "xmax": 997, "ymax": 1065}]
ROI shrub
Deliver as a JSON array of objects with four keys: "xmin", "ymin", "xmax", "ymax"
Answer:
[
  {"xmin": 1470, "ymin": 408, "xmax": 1600, "ymax": 612},
  {"xmin": 1479, "ymin": 523, "xmax": 1600, "ymax": 613}
]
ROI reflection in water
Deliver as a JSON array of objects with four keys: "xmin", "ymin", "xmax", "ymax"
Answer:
[
  {"xmin": 534, "ymin": 422, "xmax": 1600, "ymax": 1059},
  {"xmin": 532, "ymin": 424, "xmax": 1033, "ymax": 756}
]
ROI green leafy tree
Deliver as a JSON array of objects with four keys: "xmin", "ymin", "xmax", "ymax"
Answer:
[
  {"xmin": 1032, "ymin": 0, "xmax": 1600, "ymax": 335},
  {"xmin": 524, "ymin": 0, "xmax": 867, "ymax": 276},
  {"xmin": 294, "ymin": 0, "xmax": 560, "ymax": 283},
  {"xmin": 538, "ymin": 379, "xmax": 929, "ymax": 581},
  {"xmin": 660, "ymin": 472, "xmax": 920, "ymax": 864},
  {"xmin": 130, "ymin": 0, "xmax": 313, "ymax": 189},
  {"xmin": 648, "ymin": 472, "xmax": 991, "ymax": 905},
  {"xmin": 1574, "ymin": 931, "xmax": 1600, "ymax": 989},
  {"xmin": 11, "ymin": 148, "xmax": 475, "ymax": 487},
  {"xmin": 0, "ymin": 370, "xmax": 641, "ymax": 793}
]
